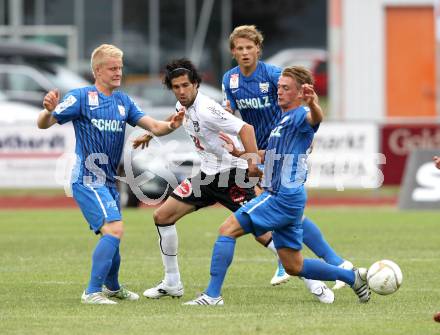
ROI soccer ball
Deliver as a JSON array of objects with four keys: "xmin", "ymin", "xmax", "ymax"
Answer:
[{"xmin": 367, "ymin": 260, "xmax": 403, "ymax": 295}]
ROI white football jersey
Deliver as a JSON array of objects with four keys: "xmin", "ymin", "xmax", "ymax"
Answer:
[{"xmin": 176, "ymin": 92, "xmax": 248, "ymax": 175}]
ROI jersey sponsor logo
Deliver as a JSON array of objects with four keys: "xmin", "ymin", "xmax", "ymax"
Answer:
[
  {"xmin": 173, "ymin": 179, "xmax": 193, "ymax": 198},
  {"xmin": 259, "ymin": 82, "xmax": 269, "ymax": 93},
  {"xmin": 88, "ymin": 91, "xmax": 99, "ymax": 106},
  {"xmin": 118, "ymin": 105, "xmax": 126, "ymax": 116},
  {"xmin": 91, "ymin": 118, "xmax": 124, "ymax": 132},
  {"xmin": 236, "ymin": 96, "xmax": 271, "ymax": 110},
  {"xmin": 55, "ymin": 95, "xmax": 77, "ymax": 114},
  {"xmin": 230, "ymin": 73, "xmax": 239, "ymax": 89},
  {"xmin": 269, "ymin": 125, "xmax": 283, "ymax": 138}
]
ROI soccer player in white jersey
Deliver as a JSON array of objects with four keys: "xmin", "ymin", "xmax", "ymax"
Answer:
[
  {"xmin": 135, "ymin": 58, "xmax": 309, "ymax": 300},
  {"xmin": 222, "ymin": 25, "xmax": 353, "ymax": 293},
  {"xmin": 37, "ymin": 44, "xmax": 184, "ymax": 304}
]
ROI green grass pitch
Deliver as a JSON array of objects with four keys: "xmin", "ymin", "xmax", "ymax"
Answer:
[{"xmin": 1, "ymin": 207, "xmax": 439, "ymax": 334}]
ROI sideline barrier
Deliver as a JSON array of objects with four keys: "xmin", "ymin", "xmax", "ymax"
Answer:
[{"xmin": 398, "ymin": 149, "xmax": 440, "ymax": 210}]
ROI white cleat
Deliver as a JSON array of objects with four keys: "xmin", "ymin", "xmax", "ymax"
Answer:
[
  {"xmin": 333, "ymin": 260, "xmax": 354, "ymax": 290},
  {"xmin": 183, "ymin": 293, "xmax": 224, "ymax": 306},
  {"xmin": 143, "ymin": 281, "xmax": 184, "ymax": 299},
  {"xmin": 81, "ymin": 291, "xmax": 117, "ymax": 305},
  {"xmin": 103, "ymin": 286, "xmax": 139, "ymax": 301},
  {"xmin": 311, "ymin": 283, "xmax": 335, "ymax": 304},
  {"xmin": 270, "ymin": 262, "xmax": 291, "ymax": 286},
  {"xmin": 352, "ymin": 268, "xmax": 370, "ymax": 303}
]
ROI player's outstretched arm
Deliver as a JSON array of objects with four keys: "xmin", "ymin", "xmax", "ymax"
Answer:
[
  {"xmin": 137, "ymin": 109, "xmax": 184, "ymax": 136},
  {"xmin": 37, "ymin": 89, "xmax": 59, "ymax": 129},
  {"xmin": 132, "ymin": 111, "xmax": 179, "ymax": 149},
  {"xmin": 303, "ymin": 84, "xmax": 324, "ymax": 126}
]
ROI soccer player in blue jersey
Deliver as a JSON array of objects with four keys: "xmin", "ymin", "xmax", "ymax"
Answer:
[
  {"xmin": 37, "ymin": 44, "xmax": 184, "ymax": 304},
  {"xmin": 184, "ymin": 66, "xmax": 370, "ymax": 306},
  {"xmin": 222, "ymin": 25, "xmax": 353, "ymax": 291}
]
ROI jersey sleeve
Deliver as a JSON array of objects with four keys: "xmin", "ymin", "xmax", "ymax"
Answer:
[
  {"xmin": 52, "ymin": 89, "xmax": 81, "ymax": 125},
  {"xmin": 202, "ymin": 101, "xmax": 245, "ymax": 136},
  {"xmin": 222, "ymin": 73, "xmax": 237, "ymax": 110},
  {"xmin": 296, "ymin": 106, "xmax": 319, "ymax": 133},
  {"xmin": 267, "ymin": 64, "xmax": 282, "ymax": 87},
  {"xmin": 126, "ymin": 95, "xmax": 146, "ymax": 126}
]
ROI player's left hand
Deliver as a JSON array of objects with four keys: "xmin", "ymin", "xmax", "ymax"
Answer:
[
  {"xmin": 132, "ymin": 133, "xmax": 153, "ymax": 149},
  {"xmin": 169, "ymin": 108, "xmax": 185, "ymax": 130},
  {"xmin": 223, "ymin": 100, "xmax": 234, "ymax": 114},
  {"xmin": 219, "ymin": 131, "xmax": 242, "ymax": 157},
  {"xmin": 302, "ymin": 84, "xmax": 318, "ymax": 106},
  {"xmin": 248, "ymin": 163, "xmax": 263, "ymax": 178}
]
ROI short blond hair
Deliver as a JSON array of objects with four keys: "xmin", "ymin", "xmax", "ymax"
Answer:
[
  {"xmin": 90, "ymin": 44, "xmax": 123, "ymax": 76},
  {"xmin": 281, "ymin": 66, "xmax": 314, "ymax": 87},
  {"xmin": 229, "ymin": 25, "xmax": 264, "ymax": 51}
]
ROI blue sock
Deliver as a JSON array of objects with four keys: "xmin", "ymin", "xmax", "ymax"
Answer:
[
  {"xmin": 86, "ymin": 235, "xmax": 120, "ymax": 294},
  {"xmin": 299, "ymin": 259, "xmax": 355, "ymax": 286},
  {"xmin": 104, "ymin": 247, "xmax": 121, "ymax": 291},
  {"xmin": 302, "ymin": 217, "xmax": 344, "ymax": 266},
  {"xmin": 205, "ymin": 236, "xmax": 236, "ymax": 298}
]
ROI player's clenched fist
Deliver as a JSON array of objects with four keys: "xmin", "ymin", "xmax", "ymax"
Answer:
[{"xmin": 43, "ymin": 89, "xmax": 60, "ymax": 112}]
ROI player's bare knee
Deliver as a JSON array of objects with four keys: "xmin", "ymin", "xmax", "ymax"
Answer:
[
  {"xmin": 218, "ymin": 216, "xmax": 243, "ymax": 238},
  {"xmin": 102, "ymin": 220, "xmax": 124, "ymax": 239},
  {"xmin": 284, "ymin": 263, "xmax": 302, "ymax": 276},
  {"xmin": 110, "ymin": 227, "xmax": 124, "ymax": 239},
  {"xmin": 153, "ymin": 208, "xmax": 170, "ymax": 225},
  {"xmin": 218, "ymin": 222, "xmax": 232, "ymax": 236},
  {"xmin": 255, "ymin": 232, "xmax": 272, "ymax": 245}
]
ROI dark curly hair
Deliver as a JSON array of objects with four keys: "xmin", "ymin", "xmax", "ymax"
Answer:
[{"xmin": 163, "ymin": 58, "xmax": 202, "ymax": 90}]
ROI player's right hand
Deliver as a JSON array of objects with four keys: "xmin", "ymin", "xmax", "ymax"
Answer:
[
  {"xmin": 43, "ymin": 89, "xmax": 60, "ymax": 112},
  {"xmin": 223, "ymin": 100, "xmax": 234, "ymax": 114},
  {"xmin": 132, "ymin": 133, "xmax": 153, "ymax": 149}
]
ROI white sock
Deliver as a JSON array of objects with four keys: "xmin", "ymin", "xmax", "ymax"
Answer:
[
  {"xmin": 157, "ymin": 225, "xmax": 180, "ymax": 287},
  {"xmin": 265, "ymin": 240, "xmax": 278, "ymax": 257}
]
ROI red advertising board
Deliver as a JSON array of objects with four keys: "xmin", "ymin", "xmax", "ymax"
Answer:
[{"xmin": 381, "ymin": 124, "xmax": 440, "ymax": 185}]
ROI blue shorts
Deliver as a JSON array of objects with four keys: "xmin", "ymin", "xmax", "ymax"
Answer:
[
  {"xmin": 235, "ymin": 188, "xmax": 306, "ymax": 250},
  {"xmin": 72, "ymin": 183, "xmax": 122, "ymax": 234}
]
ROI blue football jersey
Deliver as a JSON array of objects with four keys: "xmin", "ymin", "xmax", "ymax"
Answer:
[
  {"xmin": 222, "ymin": 61, "xmax": 282, "ymax": 149},
  {"xmin": 261, "ymin": 106, "xmax": 319, "ymax": 194},
  {"xmin": 53, "ymin": 86, "xmax": 145, "ymax": 186}
]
